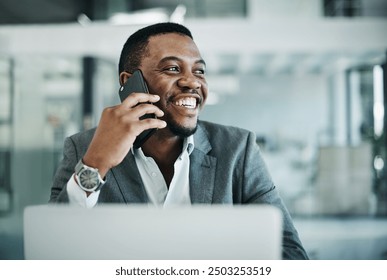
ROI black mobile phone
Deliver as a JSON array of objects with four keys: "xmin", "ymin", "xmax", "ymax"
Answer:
[{"xmin": 119, "ymin": 69, "xmax": 157, "ymax": 148}]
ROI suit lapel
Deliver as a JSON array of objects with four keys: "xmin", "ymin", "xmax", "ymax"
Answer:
[
  {"xmin": 108, "ymin": 122, "xmax": 217, "ymax": 204},
  {"xmin": 190, "ymin": 123, "xmax": 217, "ymax": 203},
  {"xmin": 110, "ymin": 152, "xmax": 148, "ymax": 203}
]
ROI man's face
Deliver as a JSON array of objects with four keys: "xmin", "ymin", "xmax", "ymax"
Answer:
[{"xmin": 139, "ymin": 33, "xmax": 208, "ymax": 137}]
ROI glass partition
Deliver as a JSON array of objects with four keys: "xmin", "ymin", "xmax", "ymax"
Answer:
[
  {"xmin": 0, "ymin": 57, "xmax": 12, "ymax": 214},
  {"xmin": 10, "ymin": 56, "xmax": 83, "ymax": 212}
]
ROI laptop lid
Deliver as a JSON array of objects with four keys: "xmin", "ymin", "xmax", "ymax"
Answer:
[{"xmin": 23, "ymin": 204, "xmax": 282, "ymax": 260}]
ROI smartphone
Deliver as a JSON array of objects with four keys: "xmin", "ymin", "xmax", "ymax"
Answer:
[{"xmin": 119, "ymin": 69, "xmax": 157, "ymax": 148}]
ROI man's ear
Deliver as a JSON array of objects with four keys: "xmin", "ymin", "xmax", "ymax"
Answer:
[{"xmin": 119, "ymin": 71, "xmax": 132, "ymax": 86}]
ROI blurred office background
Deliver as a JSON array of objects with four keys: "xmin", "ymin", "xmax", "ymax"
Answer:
[{"xmin": 1, "ymin": 0, "xmax": 387, "ymax": 259}]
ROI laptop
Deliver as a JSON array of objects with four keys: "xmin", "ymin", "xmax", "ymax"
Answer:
[{"xmin": 23, "ymin": 204, "xmax": 282, "ymax": 260}]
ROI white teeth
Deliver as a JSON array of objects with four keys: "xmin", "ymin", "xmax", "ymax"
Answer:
[{"xmin": 174, "ymin": 97, "xmax": 197, "ymax": 108}]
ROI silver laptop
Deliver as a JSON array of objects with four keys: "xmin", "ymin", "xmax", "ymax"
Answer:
[{"xmin": 23, "ymin": 204, "xmax": 282, "ymax": 260}]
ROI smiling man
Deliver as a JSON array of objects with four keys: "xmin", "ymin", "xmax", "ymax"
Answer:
[{"xmin": 49, "ymin": 22, "xmax": 308, "ymax": 259}]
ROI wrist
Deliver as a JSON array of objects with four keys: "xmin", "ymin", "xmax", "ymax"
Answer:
[
  {"xmin": 82, "ymin": 154, "xmax": 109, "ymax": 178},
  {"xmin": 74, "ymin": 159, "xmax": 106, "ymax": 193}
]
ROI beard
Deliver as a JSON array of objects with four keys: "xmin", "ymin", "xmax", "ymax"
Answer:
[{"xmin": 167, "ymin": 118, "xmax": 198, "ymax": 137}]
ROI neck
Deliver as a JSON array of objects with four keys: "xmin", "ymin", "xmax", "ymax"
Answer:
[
  {"xmin": 142, "ymin": 128, "xmax": 184, "ymax": 161},
  {"xmin": 142, "ymin": 128, "xmax": 184, "ymax": 187}
]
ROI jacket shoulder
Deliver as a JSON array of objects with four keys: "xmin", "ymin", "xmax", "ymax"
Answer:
[
  {"xmin": 198, "ymin": 120, "xmax": 255, "ymax": 141},
  {"xmin": 65, "ymin": 128, "xmax": 96, "ymax": 154},
  {"xmin": 68, "ymin": 127, "xmax": 96, "ymax": 142},
  {"xmin": 196, "ymin": 120, "xmax": 257, "ymax": 154}
]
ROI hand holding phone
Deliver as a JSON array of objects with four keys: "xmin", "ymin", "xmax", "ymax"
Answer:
[{"xmin": 119, "ymin": 69, "xmax": 157, "ymax": 148}]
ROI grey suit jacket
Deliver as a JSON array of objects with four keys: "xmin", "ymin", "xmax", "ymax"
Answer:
[{"xmin": 50, "ymin": 120, "xmax": 308, "ymax": 260}]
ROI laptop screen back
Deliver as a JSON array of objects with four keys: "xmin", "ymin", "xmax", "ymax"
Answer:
[{"xmin": 24, "ymin": 204, "xmax": 282, "ymax": 260}]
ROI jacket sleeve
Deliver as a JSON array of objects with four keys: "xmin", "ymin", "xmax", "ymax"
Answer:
[
  {"xmin": 49, "ymin": 136, "xmax": 79, "ymax": 203},
  {"xmin": 242, "ymin": 131, "xmax": 309, "ymax": 260}
]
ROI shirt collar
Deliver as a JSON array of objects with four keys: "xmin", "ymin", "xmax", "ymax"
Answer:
[
  {"xmin": 131, "ymin": 135, "xmax": 195, "ymax": 156},
  {"xmin": 185, "ymin": 135, "xmax": 195, "ymax": 156}
]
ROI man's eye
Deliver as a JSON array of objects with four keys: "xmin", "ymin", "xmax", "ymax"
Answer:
[
  {"xmin": 165, "ymin": 66, "xmax": 179, "ymax": 72},
  {"xmin": 194, "ymin": 69, "xmax": 205, "ymax": 75}
]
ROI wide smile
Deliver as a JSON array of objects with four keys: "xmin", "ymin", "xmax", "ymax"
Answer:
[
  {"xmin": 174, "ymin": 96, "xmax": 197, "ymax": 109},
  {"xmin": 170, "ymin": 94, "xmax": 201, "ymax": 112}
]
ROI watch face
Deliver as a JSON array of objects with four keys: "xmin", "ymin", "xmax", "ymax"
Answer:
[{"xmin": 79, "ymin": 169, "xmax": 99, "ymax": 190}]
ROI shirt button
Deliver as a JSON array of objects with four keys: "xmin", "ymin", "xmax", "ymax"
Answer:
[{"xmin": 151, "ymin": 172, "xmax": 157, "ymax": 177}]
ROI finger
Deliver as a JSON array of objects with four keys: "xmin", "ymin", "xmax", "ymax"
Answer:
[
  {"xmin": 130, "ymin": 103, "xmax": 164, "ymax": 118},
  {"xmin": 122, "ymin": 93, "xmax": 160, "ymax": 107},
  {"xmin": 118, "ymin": 109, "xmax": 166, "ymax": 132},
  {"xmin": 138, "ymin": 118, "xmax": 167, "ymax": 132},
  {"xmin": 125, "ymin": 118, "xmax": 167, "ymax": 137}
]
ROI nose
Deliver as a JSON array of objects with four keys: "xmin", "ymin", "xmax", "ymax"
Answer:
[{"xmin": 177, "ymin": 73, "xmax": 201, "ymax": 90}]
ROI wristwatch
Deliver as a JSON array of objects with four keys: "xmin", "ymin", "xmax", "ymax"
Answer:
[{"xmin": 75, "ymin": 159, "xmax": 105, "ymax": 192}]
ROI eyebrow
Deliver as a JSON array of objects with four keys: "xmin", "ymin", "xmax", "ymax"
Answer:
[{"xmin": 158, "ymin": 56, "xmax": 206, "ymax": 67}]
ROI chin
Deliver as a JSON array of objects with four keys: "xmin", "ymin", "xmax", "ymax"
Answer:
[{"xmin": 168, "ymin": 121, "xmax": 198, "ymax": 137}]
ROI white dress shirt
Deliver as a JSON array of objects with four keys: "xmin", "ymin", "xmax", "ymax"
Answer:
[{"xmin": 67, "ymin": 136, "xmax": 194, "ymax": 208}]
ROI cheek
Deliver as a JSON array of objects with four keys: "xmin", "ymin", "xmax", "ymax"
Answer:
[
  {"xmin": 148, "ymin": 78, "xmax": 173, "ymax": 96},
  {"xmin": 201, "ymin": 83, "xmax": 209, "ymax": 103},
  {"xmin": 146, "ymin": 80, "xmax": 160, "ymax": 95},
  {"xmin": 149, "ymin": 83, "xmax": 172, "ymax": 109}
]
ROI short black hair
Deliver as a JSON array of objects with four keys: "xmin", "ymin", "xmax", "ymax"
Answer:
[{"xmin": 118, "ymin": 22, "xmax": 193, "ymax": 75}]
